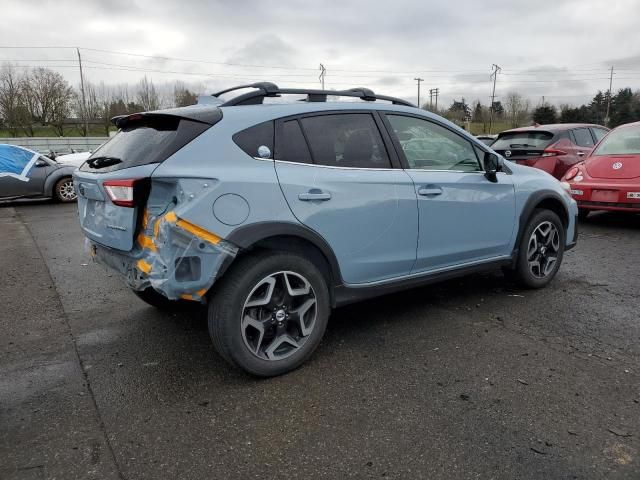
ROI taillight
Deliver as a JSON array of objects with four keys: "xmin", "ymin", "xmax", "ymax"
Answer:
[
  {"xmin": 541, "ymin": 148, "xmax": 567, "ymax": 157},
  {"xmin": 103, "ymin": 179, "xmax": 144, "ymax": 207},
  {"xmin": 564, "ymin": 166, "xmax": 579, "ymax": 181}
]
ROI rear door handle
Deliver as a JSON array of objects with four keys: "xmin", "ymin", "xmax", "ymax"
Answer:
[
  {"xmin": 298, "ymin": 189, "xmax": 331, "ymax": 201},
  {"xmin": 418, "ymin": 186, "xmax": 443, "ymax": 196}
]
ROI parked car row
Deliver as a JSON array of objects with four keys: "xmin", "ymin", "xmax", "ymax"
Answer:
[{"xmin": 477, "ymin": 121, "xmax": 640, "ymax": 217}]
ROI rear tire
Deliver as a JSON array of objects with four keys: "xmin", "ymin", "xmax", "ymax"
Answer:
[
  {"xmin": 208, "ymin": 251, "xmax": 330, "ymax": 377},
  {"xmin": 512, "ymin": 209, "xmax": 565, "ymax": 289},
  {"xmin": 54, "ymin": 177, "xmax": 77, "ymax": 202}
]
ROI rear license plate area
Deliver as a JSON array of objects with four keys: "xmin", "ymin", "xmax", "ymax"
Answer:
[{"xmin": 591, "ymin": 190, "xmax": 618, "ymax": 202}]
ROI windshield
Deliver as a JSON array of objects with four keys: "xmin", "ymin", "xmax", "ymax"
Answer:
[
  {"xmin": 491, "ymin": 131, "xmax": 554, "ymax": 150},
  {"xmin": 593, "ymin": 125, "xmax": 640, "ymax": 156}
]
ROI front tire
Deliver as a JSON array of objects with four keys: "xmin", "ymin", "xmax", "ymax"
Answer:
[
  {"xmin": 54, "ymin": 177, "xmax": 77, "ymax": 202},
  {"xmin": 511, "ymin": 209, "xmax": 565, "ymax": 289},
  {"xmin": 208, "ymin": 251, "xmax": 330, "ymax": 377}
]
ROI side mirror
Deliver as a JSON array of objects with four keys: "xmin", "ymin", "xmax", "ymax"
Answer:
[{"xmin": 483, "ymin": 152, "xmax": 500, "ymax": 182}]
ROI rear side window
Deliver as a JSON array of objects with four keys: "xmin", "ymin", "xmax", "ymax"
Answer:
[
  {"xmin": 80, "ymin": 116, "xmax": 210, "ymax": 173},
  {"xmin": 592, "ymin": 128, "xmax": 608, "ymax": 142},
  {"xmin": 491, "ymin": 131, "xmax": 554, "ymax": 150},
  {"xmin": 233, "ymin": 121, "xmax": 274, "ymax": 158},
  {"xmin": 572, "ymin": 128, "xmax": 595, "ymax": 147},
  {"xmin": 280, "ymin": 120, "xmax": 312, "ymax": 164},
  {"xmin": 299, "ymin": 114, "xmax": 391, "ymax": 168}
]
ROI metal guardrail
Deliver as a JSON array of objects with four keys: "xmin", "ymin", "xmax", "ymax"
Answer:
[{"xmin": 0, "ymin": 137, "xmax": 109, "ymax": 154}]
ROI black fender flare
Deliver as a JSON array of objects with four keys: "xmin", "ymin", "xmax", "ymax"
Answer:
[
  {"xmin": 513, "ymin": 189, "xmax": 569, "ymax": 259},
  {"xmin": 225, "ymin": 221, "xmax": 343, "ymax": 287}
]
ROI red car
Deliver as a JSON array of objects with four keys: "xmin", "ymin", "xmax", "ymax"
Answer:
[
  {"xmin": 562, "ymin": 121, "xmax": 640, "ymax": 218},
  {"xmin": 491, "ymin": 123, "xmax": 609, "ymax": 179}
]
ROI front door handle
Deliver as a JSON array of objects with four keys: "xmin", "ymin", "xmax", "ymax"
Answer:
[
  {"xmin": 418, "ymin": 186, "xmax": 443, "ymax": 196},
  {"xmin": 577, "ymin": 151, "xmax": 586, "ymax": 157},
  {"xmin": 298, "ymin": 189, "xmax": 331, "ymax": 201}
]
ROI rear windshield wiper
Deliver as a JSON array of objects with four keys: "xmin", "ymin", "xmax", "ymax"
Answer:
[{"xmin": 86, "ymin": 156, "xmax": 122, "ymax": 169}]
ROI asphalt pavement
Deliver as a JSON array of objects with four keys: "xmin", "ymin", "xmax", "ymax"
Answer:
[{"xmin": 1, "ymin": 201, "xmax": 639, "ymax": 479}]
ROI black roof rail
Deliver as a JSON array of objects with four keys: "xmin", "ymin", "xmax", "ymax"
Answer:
[{"xmin": 211, "ymin": 82, "xmax": 415, "ymax": 108}]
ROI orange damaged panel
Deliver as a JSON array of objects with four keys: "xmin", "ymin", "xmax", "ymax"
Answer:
[
  {"xmin": 164, "ymin": 211, "xmax": 177, "ymax": 223},
  {"xmin": 137, "ymin": 233, "xmax": 157, "ymax": 252},
  {"xmin": 137, "ymin": 259, "xmax": 152, "ymax": 274},
  {"xmin": 175, "ymin": 218, "xmax": 221, "ymax": 245}
]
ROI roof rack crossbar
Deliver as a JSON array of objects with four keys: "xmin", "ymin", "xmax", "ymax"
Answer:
[{"xmin": 213, "ymin": 83, "xmax": 415, "ymax": 108}]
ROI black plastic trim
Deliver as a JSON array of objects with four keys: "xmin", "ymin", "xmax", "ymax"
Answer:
[
  {"xmin": 226, "ymin": 221, "xmax": 344, "ymax": 287},
  {"xmin": 216, "ymin": 83, "xmax": 415, "ymax": 108},
  {"xmin": 112, "ymin": 105, "xmax": 222, "ymax": 128},
  {"xmin": 333, "ymin": 257, "xmax": 513, "ymax": 307},
  {"xmin": 512, "ymin": 190, "xmax": 570, "ymax": 262},
  {"xmin": 566, "ymin": 214, "xmax": 578, "ymax": 250}
]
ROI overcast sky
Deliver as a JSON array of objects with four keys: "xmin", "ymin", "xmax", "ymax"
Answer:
[{"xmin": 1, "ymin": 0, "xmax": 639, "ymax": 108}]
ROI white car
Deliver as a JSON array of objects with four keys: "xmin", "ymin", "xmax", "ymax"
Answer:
[{"xmin": 55, "ymin": 151, "xmax": 92, "ymax": 168}]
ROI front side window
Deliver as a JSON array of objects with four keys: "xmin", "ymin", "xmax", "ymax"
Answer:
[
  {"xmin": 572, "ymin": 128, "xmax": 595, "ymax": 148},
  {"xmin": 593, "ymin": 124, "xmax": 640, "ymax": 156},
  {"xmin": 386, "ymin": 115, "xmax": 481, "ymax": 171},
  {"xmin": 299, "ymin": 114, "xmax": 391, "ymax": 168}
]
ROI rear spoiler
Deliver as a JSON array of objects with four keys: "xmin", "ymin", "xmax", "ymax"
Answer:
[{"xmin": 111, "ymin": 105, "xmax": 222, "ymax": 129}]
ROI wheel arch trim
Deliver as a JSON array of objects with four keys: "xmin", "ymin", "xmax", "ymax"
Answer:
[{"xmin": 225, "ymin": 221, "xmax": 344, "ymax": 288}]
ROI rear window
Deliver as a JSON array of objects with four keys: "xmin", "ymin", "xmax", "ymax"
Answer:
[
  {"xmin": 491, "ymin": 131, "xmax": 554, "ymax": 150},
  {"xmin": 593, "ymin": 125, "xmax": 640, "ymax": 156},
  {"xmin": 80, "ymin": 116, "xmax": 210, "ymax": 173},
  {"xmin": 233, "ymin": 121, "xmax": 274, "ymax": 158}
]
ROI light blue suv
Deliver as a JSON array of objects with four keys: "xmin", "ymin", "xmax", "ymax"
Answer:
[{"xmin": 73, "ymin": 83, "xmax": 578, "ymax": 376}]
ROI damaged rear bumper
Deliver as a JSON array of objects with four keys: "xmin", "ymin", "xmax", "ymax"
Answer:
[{"xmin": 90, "ymin": 210, "xmax": 238, "ymax": 302}]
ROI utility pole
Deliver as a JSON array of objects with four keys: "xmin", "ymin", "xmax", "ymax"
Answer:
[
  {"xmin": 488, "ymin": 63, "xmax": 501, "ymax": 134},
  {"xmin": 76, "ymin": 47, "xmax": 88, "ymax": 136},
  {"xmin": 414, "ymin": 77, "xmax": 424, "ymax": 108},
  {"xmin": 429, "ymin": 88, "xmax": 439, "ymax": 111},
  {"xmin": 319, "ymin": 63, "xmax": 326, "ymax": 90},
  {"xmin": 605, "ymin": 66, "xmax": 614, "ymax": 127}
]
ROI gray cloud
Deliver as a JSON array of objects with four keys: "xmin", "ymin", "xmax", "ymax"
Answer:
[{"xmin": 0, "ymin": 0, "xmax": 638, "ymax": 108}]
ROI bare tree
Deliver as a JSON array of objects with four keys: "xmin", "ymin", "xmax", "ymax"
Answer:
[
  {"xmin": 173, "ymin": 81, "xmax": 197, "ymax": 107},
  {"xmin": 137, "ymin": 76, "xmax": 160, "ymax": 111},
  {"xmin": 505, "ymin": 92, "xmax": 530, "ymax": 128},
  {"xmin": 0, "ymin": 63, "xmax": 24, "ymax": 135}
]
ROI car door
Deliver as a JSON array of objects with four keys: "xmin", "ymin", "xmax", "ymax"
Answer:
[
  {"xmin": 381, "ymin": 113, "xmax": 516, "ymax": 273},
  {"xmin": 274, "ymin": 112, "xmax": 418, "ymax": 285}
]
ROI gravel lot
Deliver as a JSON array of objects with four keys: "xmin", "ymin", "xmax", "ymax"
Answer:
[{"xmin": 1, "ymin": 202, "xmax": 638, "ymax": 479}]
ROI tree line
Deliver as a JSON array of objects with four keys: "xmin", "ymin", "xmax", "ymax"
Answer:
[
  {"xmin": 431, "ymin": 88, "xmax": 640, "ymax": 133},
  {"xmin": 3, "ymin": 63, "xmax": 640, "ymax": 137},
  {"xmin": 0, "ymin": 64, "xmax": 199, "ymax": 136}
]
